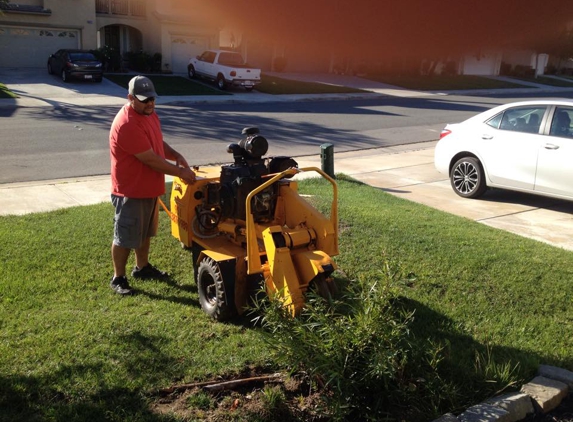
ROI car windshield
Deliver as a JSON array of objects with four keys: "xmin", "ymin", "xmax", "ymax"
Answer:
[
  {"xmin": 69, "ymin": 53, "xmax": 97, "ymax": 61},
  {"xmin": 218, "ymin": 52, "xmax": 245, "ymax": 66}
]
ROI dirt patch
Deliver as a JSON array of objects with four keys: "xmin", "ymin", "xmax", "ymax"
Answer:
[{"xmin": 150, "ymin": 369, "xmax": 331, "ymax": 422}]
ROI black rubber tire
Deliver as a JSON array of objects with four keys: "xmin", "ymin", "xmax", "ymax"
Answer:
[
  {"xmin": 95, "ymin": 77, "xmax": 102, "ymax": 83},
  {"xmin": 61, "ymin": 70, "xmax": 68, "ymax": 83},
  {"xmin": 216, "ymin": 74, "xmax": 226, "ymax": 90},
  {"xmin": 196, "ymin": 257, "xmax": 233, "ymax": 321},
  {"xmin": 47, "ymin": 63, "xmax": 53, "ymax": 75},
  {"xmin": 450, "ymin": 157, "xmax": 487, "ymax": 199},
  {"xmin": 187, "ymin": 65, "xmax": 196, "ymax": 79}
]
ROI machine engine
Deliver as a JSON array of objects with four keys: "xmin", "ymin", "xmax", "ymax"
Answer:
[{"xmin": 197, "ymin": 127, "xmax": 298, "ymax": 233}]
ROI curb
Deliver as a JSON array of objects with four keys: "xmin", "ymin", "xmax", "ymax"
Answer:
[{"xmin": 433, "ymin": 365, "xmax": 573, "ymax": 422}]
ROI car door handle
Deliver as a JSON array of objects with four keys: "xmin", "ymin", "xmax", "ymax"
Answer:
[
  {"xmin": 543, "ymin": 143, "xmax": 560, "ymax": 150},
  {"xmin": 482, "ymin": 134, "xmax": 493, "ymax": 140}
]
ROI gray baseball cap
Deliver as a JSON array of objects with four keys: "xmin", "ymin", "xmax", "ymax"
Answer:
[{"xmin": 128, "ymin": 75, "xmax": 158, "ymax": 101}]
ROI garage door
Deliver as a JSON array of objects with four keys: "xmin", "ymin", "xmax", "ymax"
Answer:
[
  {"xmin": 171, "ymin": 36, "xmax": 207, "ymax": 74},
  {"xmin": 0, "ymin": 26, "xmax": 79, "ymax": 68}
]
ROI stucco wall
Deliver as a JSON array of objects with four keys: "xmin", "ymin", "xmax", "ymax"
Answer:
[{"xmin": 0, "ymin": 0, "xmax": 97, "ymax": 49}]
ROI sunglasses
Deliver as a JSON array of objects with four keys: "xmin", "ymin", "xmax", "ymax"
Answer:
[{"xmin": 137, "ymin": 96, "xmax": 156, "ymax": 104}]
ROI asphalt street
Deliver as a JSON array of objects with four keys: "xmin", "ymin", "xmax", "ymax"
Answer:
[{"xmin": 2, "ymin": 69, "xmax": 573, "ymax": 252}]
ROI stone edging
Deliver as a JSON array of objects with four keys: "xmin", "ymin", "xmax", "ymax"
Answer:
[{"xmin": 433, "ymin": 365, "xmax": 573, "ymax": 422}]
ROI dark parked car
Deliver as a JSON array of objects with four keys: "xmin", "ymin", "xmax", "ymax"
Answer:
[{"xmin": 47, "ymin": 49, "xmax": 103, "ymax": 83}]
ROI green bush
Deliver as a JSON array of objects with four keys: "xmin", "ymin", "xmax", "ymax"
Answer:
[
  {"xmin": 251, "ymin": 265, "xmax": 449, "ymax": 421},
  {"xmin": 123, "ymin": 51, "xmax": 162, "ymax": 73},
  {"xmin": 92, "ymin": 46, "xmax": 122, "ymax": 72}
]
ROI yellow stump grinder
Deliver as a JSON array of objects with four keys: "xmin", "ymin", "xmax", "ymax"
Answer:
[{"xmin": 168, "ymin": 127, "xmax": 339, "ymax": 321}]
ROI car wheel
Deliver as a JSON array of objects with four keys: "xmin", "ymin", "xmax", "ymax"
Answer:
[
  {"xmin": 187, "ymin": 65, "xmax": 196, "ymax": 79},
  {"xmin": 61, "ymin": 70, "xmax": 68, "ymax": 83},
  {"xmin": 216, "ymin": 75, "xmax": 226, "ymax": 90},
  {"xmin": 450, "ymin": 157, "xmax": 487, "ymax": 199},
  {"xmin": 47, "ymin": 63, "xmax": 53, "ymax": 75}
]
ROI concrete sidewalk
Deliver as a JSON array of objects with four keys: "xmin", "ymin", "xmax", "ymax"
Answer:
[
  {"xmin": 2, "ymin": 69, "xmax": 573, "ymax": 252},
  {"xmin": 2, "ymin": 140, "xmax": 573, "ymax": 252},
  {"xmin": 3, "ymin": 69, "xmax": 573, "ymax": 109}
]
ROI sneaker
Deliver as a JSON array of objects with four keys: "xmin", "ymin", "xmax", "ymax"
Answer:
[
  {"xmin": 110, "ymin": 276, "xmax": 134, "ymax": 295},
  {"xmin": 131, "ymin": 263, "xmax": 168, "ymax": 280}
]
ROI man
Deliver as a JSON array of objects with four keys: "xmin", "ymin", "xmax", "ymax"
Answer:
[{"xmin": 109, "ymin": 75, "xmax": 196, "ymax": 295}]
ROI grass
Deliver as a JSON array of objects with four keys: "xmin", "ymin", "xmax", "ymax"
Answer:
[
  {"xmin": 104, "ymin": 74, "xmax": 229, "ymax": 96},
  {"xmin": 0, "ymin": 82, "xmax": 18, "ymax": 99},
  {"xmin": 256, "ymin": 74, "xmax": 366, "ymax": 94},
  {"xmin": 1, "ymin": 72, "xmax": 570, "ymax": 100},
  {"xmin": 1, "ymin": 176, "xmax": 573, "ymax": 420},
  {"xmin": 510, "ymin": 75, "xmax": 573, "ymax": 87},
  {"xmin": 104, "ymin": 73, "xmax": 365, "ymax": 96},
  {"xmin": 363, "ymin": 74, "xmax": 530, "ymax": 90}
]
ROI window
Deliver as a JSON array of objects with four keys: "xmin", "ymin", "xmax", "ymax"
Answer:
[
  {"xmin": 486, "ymin": 113, "xmax": 502, "ymax": 129},
  {"xmin": 218, "ymin": 52, "xmax": 244, "ymax": 66},
  {"xmin": 498, "ymin": 106, "xmax": 546, "ymax": 134},
  {"xmin": 550, "ymin": 107, "xmax": 573, "ymax": 138}
]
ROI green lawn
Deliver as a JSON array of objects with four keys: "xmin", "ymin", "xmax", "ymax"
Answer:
[
  {"xmin": 510, "ymin": 75, "xmax": 573, "ymax": 87},
  {"xmin": 0, "ymin": 82, "xmax": 18, "ymax": 99},
  {"xmin": 256, "ymin": 74, "xmax": 366, "ymax": 94},
  {"xmin": 1, "ymin": 177, "xmax": 572, "ymax": 421},
  {"xmin": 363, "ymin": 74, "xmax": 530, "ymax": 90},
  {"xmin": 0, "ymin": 73, "xmax": 565, "ymax": 99},
  {"xmin": 104, "ymin": 74, "xmax": 229, "ymax": 96}
]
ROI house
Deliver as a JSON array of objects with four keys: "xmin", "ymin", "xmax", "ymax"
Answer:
[
  {"xmin": 0, "ymin": 1, "xmax": 568, "ymax": 78},
  {"xmin": 0, "ymin": 0, "xmax": 219, "ymax": 74}
]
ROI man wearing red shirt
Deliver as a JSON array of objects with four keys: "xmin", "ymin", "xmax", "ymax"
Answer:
[{"xmin": 109, "ymin": 75, "xmax": 196, "ymax": 295}]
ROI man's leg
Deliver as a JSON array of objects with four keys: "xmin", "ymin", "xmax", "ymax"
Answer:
[
  {"xmin": 134, "ymin": 237, "xmax": 151, "ymax": 270},
  {"xmin": 112, "ymin": 243, "xmax": 131, "ymax": 277},
  {"xmin": 132, "ymin": 236, "xmax": 168, "ymax": 280}
]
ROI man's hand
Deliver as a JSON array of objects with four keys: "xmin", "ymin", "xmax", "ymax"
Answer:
[
  {"xmin": 179, "ymin": 166, "xmax": 196, "ymax": 184},
  {"xmin": 175, "ymin": 155, "xmax": 190, "ymax": 169}
]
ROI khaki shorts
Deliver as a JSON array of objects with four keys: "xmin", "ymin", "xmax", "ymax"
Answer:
[{"xmin": 111, "ymin": 195, "xmax": 158, "ymax": 249}]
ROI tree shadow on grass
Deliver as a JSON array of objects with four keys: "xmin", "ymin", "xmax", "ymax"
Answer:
[
  {"xmin": 395, "ymin": 296, "xmax": 564, "ymax": 415},
  {"xmin": 0, "ymin": 332, "xmax": 190, "ymax": 422}
]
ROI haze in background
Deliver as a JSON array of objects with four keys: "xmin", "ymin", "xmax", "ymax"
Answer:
[{"xmin": 190, "ymin": 0, "xmax": 572, "ymax": 67}]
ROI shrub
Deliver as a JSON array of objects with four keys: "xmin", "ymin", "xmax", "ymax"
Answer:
[
  {"xmin": 250, "ymin": 262, "xmax": 452, "ymax": 421},
  {"xmin": 92, "ymin": 46, "xmax": 122, "ymax": 72},
  {"xmin": 123, "ymin": 51, "xmax": 162, "ymax": 72}
]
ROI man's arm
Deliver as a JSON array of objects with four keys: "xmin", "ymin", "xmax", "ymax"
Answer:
[
  {"xmin": 163, "ymin": 141, "xmax": 190, "ymax": 169},
  {"xmin": 135, "ymin": 149, "xmax": 195, "ymax": 184}
]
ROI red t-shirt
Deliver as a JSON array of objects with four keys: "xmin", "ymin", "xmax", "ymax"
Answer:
[{"xmin": 109, "ymin": 104, "xmax": 166, "ymax": 198}]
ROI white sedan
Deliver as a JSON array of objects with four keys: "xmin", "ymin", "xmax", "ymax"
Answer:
[{"xmin": 434, "ymin": 99, "xmax": 573, "ymax": 200}]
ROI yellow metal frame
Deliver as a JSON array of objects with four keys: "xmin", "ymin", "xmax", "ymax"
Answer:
[
  {"xmin": 169, "ymin": 165, "xmax": 339, "ymax": 317},
  {"xmin": 245, "ymin": 167, "xmax": 338, "ymax": 275}
]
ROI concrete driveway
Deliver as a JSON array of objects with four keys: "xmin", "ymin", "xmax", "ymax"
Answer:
[
  {"xmin": 0, "ymin": 67, "xmax": 127, "ymax": 106},
  {"xmin": 4, "ymin": 141, "xmax": 571, "ymax": 252},
  {"xmin": 297, "ymin": 142, "xmax": 573, "ymax": 252}
]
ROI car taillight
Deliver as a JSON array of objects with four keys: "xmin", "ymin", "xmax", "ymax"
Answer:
[
  {"xmin": 439, "ymin": 128, "xmax": 452, "ymax": 139},
  {"xmin": 230, "ymin": 70, "xmax": 237, "ymax": 77}
]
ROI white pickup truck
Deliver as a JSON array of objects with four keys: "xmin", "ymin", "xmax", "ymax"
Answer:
[{"xmin": 187, "ymin": 50, "xmax": 261, "ymax": 91}]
